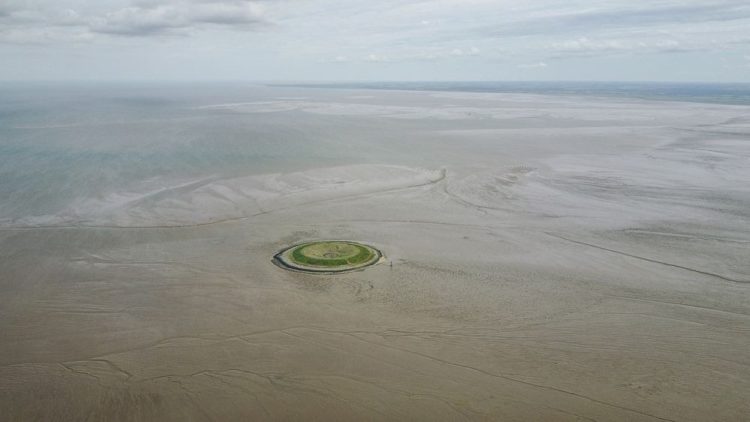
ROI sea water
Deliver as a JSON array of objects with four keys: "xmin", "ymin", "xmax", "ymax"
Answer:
[{"xmin": 2, "ymin": 81, "xmax": 748, "ymax": 225}]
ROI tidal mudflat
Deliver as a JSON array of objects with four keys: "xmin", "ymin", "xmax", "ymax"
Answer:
[{"xmin": 1, "ymin": 85, "xmax": 749, "ymax": 421}]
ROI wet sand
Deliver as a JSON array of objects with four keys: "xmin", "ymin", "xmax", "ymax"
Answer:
[{"xmin": 1, "ymin": 88, "xmax": 749, "ymax": 421}]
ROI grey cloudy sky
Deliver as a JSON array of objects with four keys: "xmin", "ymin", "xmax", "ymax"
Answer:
[{"xmin": 2, "ymin": 0, "xmax": 750, "ymax": 81}]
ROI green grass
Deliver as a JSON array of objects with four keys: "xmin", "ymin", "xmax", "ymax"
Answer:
[{"xmin": 291, "ymin": 243, "xmax": 375, "ymax": 267}]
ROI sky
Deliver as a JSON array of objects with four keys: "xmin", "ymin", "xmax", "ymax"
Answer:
[{"xmin": 1, "ymin": 0, "xmax": 750, "ymax": 82}]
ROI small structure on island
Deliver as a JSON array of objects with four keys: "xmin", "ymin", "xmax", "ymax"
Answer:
[{"xmin": 274, "ymin": 240, "xmax": 382, "ymax": 274}]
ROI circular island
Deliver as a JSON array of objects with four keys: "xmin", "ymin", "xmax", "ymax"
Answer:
[{"xmin": 274, "ymin": 241, "xmax": 382, "ymax": 274}]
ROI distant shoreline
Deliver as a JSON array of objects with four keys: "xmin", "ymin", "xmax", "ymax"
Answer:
[{"xmin": 269, "ymin": 81, "xmax": 750, "ymax": 107}]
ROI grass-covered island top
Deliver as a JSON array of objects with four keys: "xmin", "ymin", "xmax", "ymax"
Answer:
[{"xmin": 274, "ymin": 241, "xmax": 382, "ymax": 273}]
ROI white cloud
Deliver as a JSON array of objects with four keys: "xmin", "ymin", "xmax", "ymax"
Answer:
[
  {"xmin": 518, "ymin": 61, "xmax": 548, "ymax": 68},
  {"xmin": 356, "ymin": 46, "xmax": 481, "ymax": 63},
  {"xmin": 2, "ymin": 0, "xmax": 750, "ymax": 81},
  {"xmin": 91, "ymin": 1, "xmax": 267, "ymax": 36},
  {"xmin": 449, "ymin": 46, "xmax": 480, "ymax": 56},
  {"xmin": 364, "ymin": 53, "xmax": 389, "ymax": 62},
  {"xmin": 0, "ymin": 26, "xmax": 93, "ymax": 44},
  {"xmin": 0, "ymin": 0, "xmax": 269, "ymax": 41},
  {"xmin": 328, "ymin": 55, "xmax": 349, "ymax": 62},
  {"xmin": 546, "ymin": 36, "xmax": 710, "ymax": 58}
]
